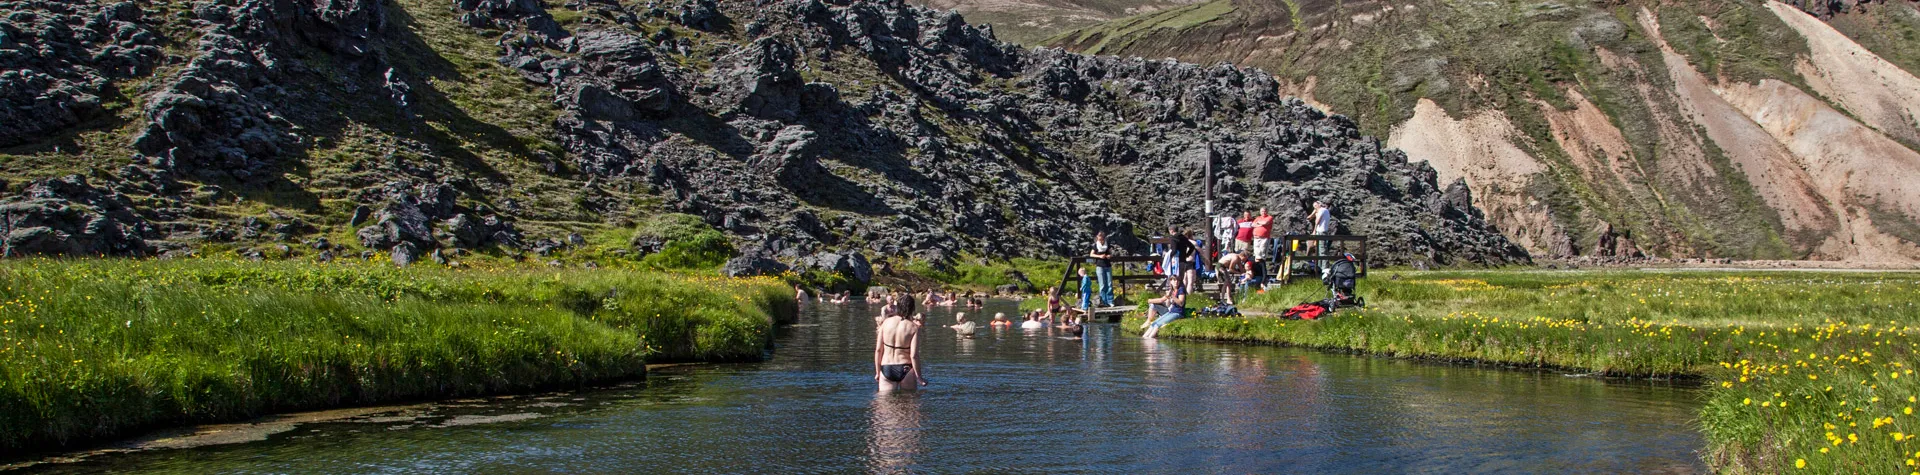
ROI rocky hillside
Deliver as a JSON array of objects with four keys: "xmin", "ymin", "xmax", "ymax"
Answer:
[
  {"xmin": 1026, "ymin": 0, "xmax": 1920, "ymax": 263},
  {"xmin": 0, "ymin": 0, "xmax": 1527, "ymax": 276}
]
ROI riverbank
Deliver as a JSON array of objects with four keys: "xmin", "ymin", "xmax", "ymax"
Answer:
[
  {"xmin": 0, "ymin": 258, "xmax": 795, "ymax": 453},
  {"xmin": 1125, "ymin": 270, "xmax": 1919, "ymax": 473}
]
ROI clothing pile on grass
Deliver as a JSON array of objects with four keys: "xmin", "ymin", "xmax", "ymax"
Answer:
[{"xmin": 1282, "ymin": 253, "xmax": 1364, "ymax": 320}]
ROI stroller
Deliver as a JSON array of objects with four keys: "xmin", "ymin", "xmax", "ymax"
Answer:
[
  {"xmin": 1322, "ymin": 253, "xmax": 1365, "ymax": 307},
  {"xmin": 1282, "ymin": 253, "xmax": 1364, "ymax": 320}
]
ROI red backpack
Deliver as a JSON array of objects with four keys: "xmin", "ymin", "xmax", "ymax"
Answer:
[{"xmin": 1283, "ymin": 302, "xmax": 1327, "ymax": 320}]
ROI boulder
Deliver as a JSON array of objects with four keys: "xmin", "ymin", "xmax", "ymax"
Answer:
[
  {"xmin": 0, "ymin": 175, "xmax": 150, "ymax": 257},
  {"xmin": 1003, "ymin": 269, "xmax": 1035, "ymax": 293},
  {"xmin": 391, "ymin": 242, "xmax": 419, "ymax": 267},
  {"xmin": 355, "ymin": 199, "xmax": 434, "ymax": 249},
  {"xmin": 723, "ymin": 254, "xmax": 789, "ymax": 277}
]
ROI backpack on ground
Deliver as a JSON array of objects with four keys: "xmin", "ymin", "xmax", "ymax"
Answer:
[{"xmin": 1282, "ymin": 302, "xmax": 1327, "ymax": 320}]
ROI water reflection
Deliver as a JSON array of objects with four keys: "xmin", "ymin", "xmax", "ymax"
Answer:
[
  {"xmin": 16, "ymin": 299, "xmax": 1708, "ymax": 474},
  {"xmin": 865, "ymin": 392, "xmax": 923, "ymax": 474}
]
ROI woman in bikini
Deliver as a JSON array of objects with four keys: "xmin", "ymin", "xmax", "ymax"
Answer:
[
  {"xmin": 1043, "ymin": 287, "xmax": 1071, "ymax": 321},
  {"xmin": 874, "ymin": 293, "xmax": 926, "ymax": 391}
]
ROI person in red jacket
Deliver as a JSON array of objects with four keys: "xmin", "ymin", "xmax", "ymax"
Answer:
[
  {"xmin": 1250, "ymin": 208, "xmax": 1275, "ymax": 284},
  {"xmin": 1233, "ymin": 210, "xmax": 1255, "ymax": 255}
]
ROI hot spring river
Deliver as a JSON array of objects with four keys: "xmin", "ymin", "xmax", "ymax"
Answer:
[{"xmin": 19, "ymin": 300, "xmax": 1706, "ymax": 473}]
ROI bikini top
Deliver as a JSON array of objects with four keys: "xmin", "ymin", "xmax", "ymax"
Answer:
[{"xmin": 881, "ymin": 317, "xmax": 913, "ymax": 350}]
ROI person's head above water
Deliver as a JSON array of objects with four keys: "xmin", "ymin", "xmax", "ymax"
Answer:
[
  {"xmin": 955, "ymin": 312, "xmax": 967, "ymax": 323},
  {"xmin": 892, "ymin": 291, "xmax": 916, "ymax": 317},
  {"xmin": 993, "ymin": 312, "xmax": 1007, "ymax": 321}
]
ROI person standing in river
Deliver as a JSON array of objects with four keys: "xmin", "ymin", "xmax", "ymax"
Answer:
[{"xmin": 875, "ymin": 293, "xmax": 926, "ymax": 391}]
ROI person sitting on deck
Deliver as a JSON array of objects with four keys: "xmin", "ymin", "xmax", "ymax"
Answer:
[
  {"xmin": 950, "ymin": 312, "xmax": 977, "ymax": 338},
  {"xmin": 1044, "ymin": 287, "xmax": 1067, "ymax": 320},
  {"xmin": 1142, "ymin": 275, "xmax": 1188, "ymax": 339}
]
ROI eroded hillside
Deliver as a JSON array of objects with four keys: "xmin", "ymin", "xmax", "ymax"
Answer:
[{"xmin": 1040, "ymin": 0, "xmax": 1920, "ymax": 263}]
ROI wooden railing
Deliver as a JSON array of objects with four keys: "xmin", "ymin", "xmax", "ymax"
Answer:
[{"xmin": 1276, "ymin": 234, "xmax": 1368, "ymax": 283}]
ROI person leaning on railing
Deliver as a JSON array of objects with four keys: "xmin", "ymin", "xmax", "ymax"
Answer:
[{"xmin": 1304, "ymin": 201, "xmax": 1336, "ymax": 263}]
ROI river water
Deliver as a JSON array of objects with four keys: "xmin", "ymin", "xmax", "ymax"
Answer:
[{"xmin": 21, "ymin": 300, "xmax": 1706, "ymax": 473}]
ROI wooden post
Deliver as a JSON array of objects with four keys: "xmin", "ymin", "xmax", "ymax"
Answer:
[{"xmin": 1202, "ymin": 153, "xmax": 1215, "ymax": 262}]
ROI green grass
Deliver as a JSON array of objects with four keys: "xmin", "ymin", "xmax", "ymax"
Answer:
[
  {"xmin": 1126, "ymin": 270, "xmax": 1920, "ymax": 473},
  {"xmin": 0, "ymin": 258, "xmax": 794, "ymax": 452},
  {"xmin": 1051, "ymin": 0, "xmax": 1235, "ymax": 54}
]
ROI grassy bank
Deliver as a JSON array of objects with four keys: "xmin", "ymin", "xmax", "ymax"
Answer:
[
  {"xmin": 1124, "ymin": 270, "xmax": 1919, "ymax": 473},
  {"xmin": 0, "ymin": 258, "xmax": 793, "ymax": 452}
]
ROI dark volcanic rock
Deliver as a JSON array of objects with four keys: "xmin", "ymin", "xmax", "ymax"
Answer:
[
  {"xmin": 391, "ymin": 241, "xmax": 419, "ymax": 267},
  {"xmin": 356, "ymin": 198, "xmax": 433, "ymax": 249},
  {"xmin": 0, "ymin": 175, "xmax": 151, "ymax": 256},
  {"xmin": 473, "ymin": 0, "xmax": 1527, "ymax": 265},
  {"xmin": 802, "ymin": 251, "xmax": 873, "ymax": 285},
  {"xmin": 0, "ymin": 1, "xmax": 162, "ymax": 147},
  {"xmin": 132, "ymin": 0, "xmax": 386, "ymax": 180},
  {"xmin": 723, "ymin": 254, "xmax": 789, "ymax": 277}
]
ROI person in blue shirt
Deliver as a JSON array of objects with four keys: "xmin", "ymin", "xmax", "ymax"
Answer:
[{"xmin": 1078, "ymin": 267, "xmax": 1094, "ymax": 310}]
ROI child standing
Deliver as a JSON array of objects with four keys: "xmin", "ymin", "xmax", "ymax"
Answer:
[{"xmin": 1078, "ymin": 267, "xmax": 1094, "ymax": 310}]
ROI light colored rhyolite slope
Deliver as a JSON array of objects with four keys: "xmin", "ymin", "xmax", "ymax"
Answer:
[
  {"xmin": 1388, "ymin": 99, "xmax": 1569, "ymax": 255},
  {"xmin": 1637, "ymin": 8, "xmax": 1844, "ymax": 255},
  {"xmin": 1717, "ymin": 79, "xmax": 1920, "ymax": 262},
  {"xmin": 1765, "ymin": 0, "xmax": 1920, "ymax": 147}
]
